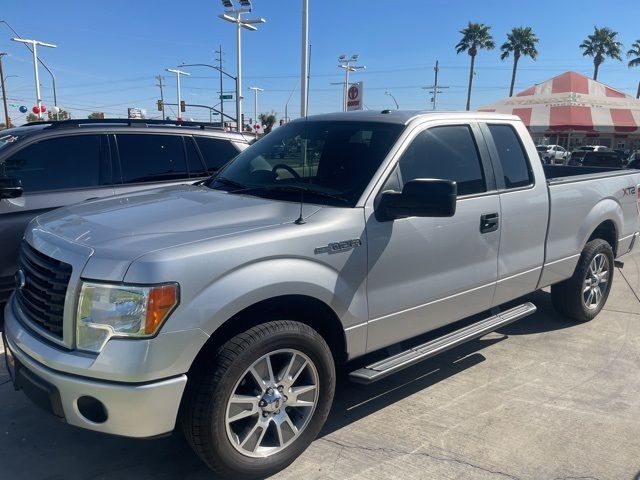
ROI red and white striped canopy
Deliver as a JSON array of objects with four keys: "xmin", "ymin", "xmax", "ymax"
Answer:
[{"xmin": 478, "ymin": 71, "xmax": 640, "ymax": 134}]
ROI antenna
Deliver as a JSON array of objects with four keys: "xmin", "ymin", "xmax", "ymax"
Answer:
[{"xmin": 295, "ymin": 42, "xmax": 312, "ymax": 225}]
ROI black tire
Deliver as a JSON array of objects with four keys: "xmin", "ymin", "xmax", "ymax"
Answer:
[
  {"xmin": 180, "ymin": 321, "xmax": 335, "ymax": 479},
  {"xmin": 551, "ymin": 239, "xmax": 614, "ymax": 322}
]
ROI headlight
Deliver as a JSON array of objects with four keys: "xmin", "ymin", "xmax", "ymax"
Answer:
[{"xmin": 76, "ymin": 281, "xmax": 179, "ymax": 353}]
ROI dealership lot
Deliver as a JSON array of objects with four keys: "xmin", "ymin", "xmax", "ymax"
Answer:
[{"xmin": 1, "ymin": 249, "xmax": 640, "ymax": 480}]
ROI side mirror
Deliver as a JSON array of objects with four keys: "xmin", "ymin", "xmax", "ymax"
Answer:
[
  {"xmin": 376, "ymin": 179, "xmax": 457, "ymax": 222},
  {"xmin": 0, "ymin": 177, "xmax": 23, "ymax": 199}
]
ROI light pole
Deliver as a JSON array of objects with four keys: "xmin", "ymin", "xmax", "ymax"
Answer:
[
  {"xmin": 0, "ymin": 53, "xmax": 10, "ymax": 127},
  {"xmin": 166, "ymin": 68, "xmax": 190, "ymax": 121},
  {"xmin": 218, "ymin": 0, "xmax": 265, "ymax": 133},
  {"xmin": 338, "ymin": 54, "xmax": 365, "ymax": 112},
  {"xmin": 300, "ymin": 0, "xmax": 309, "ymax": 117},
  {"xmin": 248, "ymin": 86, "xmax": 263, "ymax": 137},
  {"xmin": 12, "ymin": 38, "xmax": 57, "ymax": 119},
  {"xmin": 385, "ymin": 91, "xmax": 399, "ymax": 110},
  {"xmin": 1, "ymin": 21, "xmax": 58, "ymax": 115}
]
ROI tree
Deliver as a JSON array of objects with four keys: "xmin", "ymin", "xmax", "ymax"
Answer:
[
  {"xmin": 579, "ymin": 26, "xmax": 623, "ymax": 81},
  {"xmin": 628, "ymin": 40, "xmax": 640, "ymax": 98},
  {"xmin": 47, "ymin": 109, "xmax": 70, "ymax": 121},
  {"xmin": 456, "ymin": 22, "xmax": 495, "ymax": 110},
  {"xmin": 259, "ymin": 111, "xmax": 277, "ymax": 134},
  {"xmin": 25, "ymin": 113, "xmax": 39, "ymax": 123},
  {"xmin": 88, "ymin": 112, "xmax": 105, "ymax": 119},
  {"xmin": 500, "ymin": 27, "xmax": 539, "ymax": 97}
]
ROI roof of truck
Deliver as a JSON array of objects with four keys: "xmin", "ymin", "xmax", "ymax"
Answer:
[{"xmin": 291, "ymin": 110, "xmax": 521, "ymax": 125}]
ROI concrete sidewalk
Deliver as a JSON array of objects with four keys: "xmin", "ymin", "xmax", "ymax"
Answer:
[{"xmin": 2, "ymin": 251, "xmax": 640, "ymax": 479}]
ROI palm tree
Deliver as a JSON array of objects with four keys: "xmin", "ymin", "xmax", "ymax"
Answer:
[
  {"xmin": 456, "ymin": 22, "xmax": 495, "ymax": 110},
  {"xmin": 579, "ymin": 26, "xmax": 623, "ymax": 81},
  {"xmin": 628, "ymin": 40, "xmax": 640, "ymax": 98},
  {"xmin": 500, "ymin": 27, "xmax": 539, "ymax": 97}
]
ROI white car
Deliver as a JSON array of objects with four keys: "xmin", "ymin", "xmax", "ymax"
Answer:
[{"xmin": 536, "ymin": 144, "xmax": 568, "ymax": 164}]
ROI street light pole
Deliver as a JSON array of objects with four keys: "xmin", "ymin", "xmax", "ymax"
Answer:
[
  {"xmin": 338, "ymin": 54, "xmax": 365, "ymax": 112},
  {"xmin": 166, "ymin": 68, "xmax": 190, "ymax": 121},
  {"xmin": 300, "ymin": 0, "xmax": 309, "ymax": 117},
  {"xmin": 12, "ymin": 38, "xmax": 57, "ymax": 119},
  {"xmin": 249, "ymin": 86, "xmax": 263, "ymax": 137},
  {"xmin": 0, "ymin": 53, "xmax": 10, "ymax": 127},
  {"xmin": 385, "ymin": 91, "xmax": 399, "ymax": 110},
  {"xmin": 218, "ymin": 0, "xmax": 265, "ymax": 132},
  {"xmin": 1, "ymin": 21, "xmax": 58, "ymax": 116}
]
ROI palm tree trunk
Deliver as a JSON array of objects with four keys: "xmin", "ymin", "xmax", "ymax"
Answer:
[
  {"xmin": 509, "ymin": 56, "xmax": 519, "ymax": 97},
  {"xmin": 593, "ymin": 60, "xmax": 600, "ymax": 81},
  {"xmin": 466, "ymin": 54, "xmax": 475, "ymax": 111},
  {"xmin": 636, "ymin": 80, "xmax": 640, "ymax": 99}
]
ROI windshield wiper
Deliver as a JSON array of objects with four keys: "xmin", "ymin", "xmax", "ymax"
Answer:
[
  {"xmin": 211, "ymin": 176, "xmax": 247, "ymax": 190},
  {"xmin": 233, "ymin": 184, "xmax": 350, "ymax": 204}
]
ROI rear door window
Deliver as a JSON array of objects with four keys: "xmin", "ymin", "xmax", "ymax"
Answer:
[
  {"xmin": 194, "ymin": 137, "xmax": 239, "ymax": 174},
  {"xmin": 487, "ymin": 124, "xmax": 533, "ymax": 189},
  {"xmin": 185, "ymin": 137, "xmax": 207, "ymax": 177},
  {"xmin": 3, "ymin": 135, "xmax": 104, "ymax": 192},
  {"xmin": 116, "ymin": 134, "xmax": 188, "ymax": 183}
]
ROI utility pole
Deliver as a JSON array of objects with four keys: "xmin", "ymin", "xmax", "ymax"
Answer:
[
  {"xmin": 156, "ymin": 75, "xmax": 166, "ymax": 119},
  {"xmin": 422, "ymin": 60, "xmax": 449, "ymax": 111},
  {"xmin": 215, "ymin": 45, "xmax": 225, "ymax": 126},
  {"xmin": 12, "ymin": 37, "xmax": 57, "ymax": 119},
  {"xmin": 300, "ymin": 0, "xmax": 309, "ymax": 117},
  {"xmin": 0, "ymin": 53, "xmax": 10, "ymax": 128}
]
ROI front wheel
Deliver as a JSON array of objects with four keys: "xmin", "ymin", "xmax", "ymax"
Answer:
[
  {"xmin": 181, "ymin": 321, "xmax": 335, "ymax": 479},
  {"xmin": 551, "ymin": 239, "xmax": 614, "ymax": 322}
]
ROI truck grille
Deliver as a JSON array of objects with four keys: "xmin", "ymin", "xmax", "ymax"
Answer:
[{"xmin": 15, "ymin": 242, "xmax": 72, "ymax": 339}]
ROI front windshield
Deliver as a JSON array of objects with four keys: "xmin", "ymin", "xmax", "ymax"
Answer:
[{"xmin": 207, "ymin": 120, "xmax": 403, "ymax": 206}]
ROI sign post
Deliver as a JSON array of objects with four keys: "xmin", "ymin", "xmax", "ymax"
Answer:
[{"xmin": 347, "ymin": 82, "xmax": 364, "ymax": 111}]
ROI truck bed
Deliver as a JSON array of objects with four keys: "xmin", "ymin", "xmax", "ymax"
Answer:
[{"xmin": 543, "ymin": 164, "xmax": 636, "ymax": 185}]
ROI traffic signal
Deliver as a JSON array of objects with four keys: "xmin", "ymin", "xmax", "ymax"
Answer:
[
  {"xmin": 180, "ymin": 100, "xmax": 186, "ymax": 112},
  {"xmin": 157, "ymin": 100, "xmax": 163, "ymax": 111}
]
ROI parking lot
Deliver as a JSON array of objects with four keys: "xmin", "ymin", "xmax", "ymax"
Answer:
[{"xmin": 1, "ymin": 248, "xmax": 639, "ymax": 480}]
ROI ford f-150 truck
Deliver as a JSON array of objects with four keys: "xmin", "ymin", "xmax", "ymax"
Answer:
[{"xmin": 3, "ymin": 111, "xmax": 640, "ymax": 479}]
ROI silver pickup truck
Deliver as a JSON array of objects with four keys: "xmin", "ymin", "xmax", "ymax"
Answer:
[{"xmin": 3, "ymin": 111, "xmax": 640, "ymax": 479}]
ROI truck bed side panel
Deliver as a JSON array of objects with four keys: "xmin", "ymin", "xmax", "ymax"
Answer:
[{"xmin": 538, "ymin": 172, "xmax": 640, "ymax": 288}]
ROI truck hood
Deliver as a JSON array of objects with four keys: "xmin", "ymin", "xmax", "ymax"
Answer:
[{"xmin": 34, "ymin": 184, "xmax": 321, "ymax": 255}]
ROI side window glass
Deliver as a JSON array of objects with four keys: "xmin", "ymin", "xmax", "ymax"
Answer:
[
  {"xmin": 185, "ymin": 137, "xmax": 207, "ymax": 177},
  {"xmin": 116, "ymin": 134, "xmax": 187, "ymax": 183},
  {"xmin": 3, "ymin": 135, "xmax": 102, "ymax": 192},
  {"xmin": 194, "ymin": 137, "xmax": 239, "ymax": 174},
  {"xmin": 397, "ymin": 125, "xmax": 486, "ymax": 196},
  {"xmin": 488, "ymin": 124, "xmax": 533, "ymax": 189}
]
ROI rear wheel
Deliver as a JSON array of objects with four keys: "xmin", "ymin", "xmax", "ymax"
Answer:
[
  {"xmin": 551, "ymin": 239, "xmax": 614, "ymax": 322},
  {"xmin": 181, "ymin": 320, "xmax": 335, "ymax": 479}
]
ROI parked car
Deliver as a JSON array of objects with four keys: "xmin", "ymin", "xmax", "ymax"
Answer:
[
  {"xmin": 536, "ymin": 144, "xmax": 568, "ymax": 164},
  {"xmin": 3, "ymin": 111, "xmax": 640, "ymax": 479},
  {"xmin": 628, "ymin": 152, "xmax": 640, "ymax": 169},
  {"xmin": 569, "ymin": 150, "xmax": 626, "ymax": 168},
  {"xmin": 577, "ymin": 145, "xmax": 609, "ymax": 152},
  {"xmin": 0, "ymin": 119, "xmax": 250, "ymax": 313}
]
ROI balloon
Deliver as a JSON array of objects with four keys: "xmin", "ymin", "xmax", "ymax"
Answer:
[
  {"xmin": 51, "ymin": 106, "xmax": 60, "ymax": 114},
  {"xmin": 40, "ymin": 105, "xmax": 47, "ymax": 113},
  {"xmin": 32, "ymin": 106, "xmax": 40, "ymax": 114},
  {"xmin": 19, "ymin": 106, "xmax": 27, "ymax": 113}
]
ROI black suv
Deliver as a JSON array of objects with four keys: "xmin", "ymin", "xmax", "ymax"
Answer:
[
  {"xmin": 0, "ymin": 119, "xmax": 251, "ymax": 311},
  {"xmin": 568, "ymin": 150, "xmax": 625, "ymax": 168}
]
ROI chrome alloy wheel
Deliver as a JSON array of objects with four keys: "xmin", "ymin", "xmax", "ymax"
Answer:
[
  {"xmin": 225, "ymin": 349, "xmax": 319, "ymax": 458},
  {"xmin": 583, "ymin": 253, "xmax": 610, "ymax": 310}
]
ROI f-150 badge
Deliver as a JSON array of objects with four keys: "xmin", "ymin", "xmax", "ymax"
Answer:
[{"xmin": 314, "ymin": 239, "xmax": 362, "ymax": 255}]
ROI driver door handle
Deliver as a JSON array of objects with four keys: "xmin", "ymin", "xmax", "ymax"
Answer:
[{"xmin": 480, "ymin": 212, "xmax": 499, "ymax": 233}]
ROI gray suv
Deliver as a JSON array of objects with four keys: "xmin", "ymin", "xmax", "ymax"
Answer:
[{"xmin": 0, "ymin": 119, "xmax": 250, "ymax": 310}]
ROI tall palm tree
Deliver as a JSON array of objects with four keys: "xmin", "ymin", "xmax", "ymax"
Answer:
[
  {"xmin": 579, "ymin": 26, "xmax": 623, "ymax": 81},
  {"xmin": 456, "ymin": 22, "xmax": 495, "ymax": 110},
  {"xmin": 500, "ymin": 27, "xmax": 539, "ymax": 97},
  {"xmin": 628, "ymin": 40, "xmax": 640, "ymax": 98}
]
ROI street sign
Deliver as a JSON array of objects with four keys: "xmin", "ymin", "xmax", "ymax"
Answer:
[
  {"xmin": 127, "ymin": 108, "xmax": 144, "ymax": 119},
  {"xmin": 220, "ymin": 94, "xmax": 233, "ymax": 100},
  {"xmin": 347, "ymin": 82, "xmax": 364, "ymax": 111}
]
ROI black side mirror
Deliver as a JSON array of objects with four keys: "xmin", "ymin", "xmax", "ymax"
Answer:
[
  {"xmin": 376, "ymin": 178, "xmax": 457, "ymax": 222},
  {"xmin": 0, "ymin": 177, "xmax": 23, "ymax": 199}
]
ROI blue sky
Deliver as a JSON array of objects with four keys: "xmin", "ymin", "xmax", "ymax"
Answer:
[{"xmin": 2, "ymin": 0, "xmax": 640, "ymax": 125}]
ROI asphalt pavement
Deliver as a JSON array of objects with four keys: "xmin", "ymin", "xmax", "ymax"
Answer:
[{"xmin": 2, "ymin": 250, "xmax": 640, "ymax": 480}]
